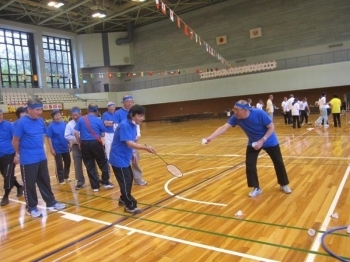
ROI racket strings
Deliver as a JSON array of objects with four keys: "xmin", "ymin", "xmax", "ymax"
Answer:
[{"xmin": 166, "ymin": 165, "xmax": 183, "ymax": 177}]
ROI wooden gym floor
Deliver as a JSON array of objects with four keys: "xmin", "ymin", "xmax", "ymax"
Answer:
[{"xmin": 0, "ymin": 113, "xmax": 350, "ymax": 261}]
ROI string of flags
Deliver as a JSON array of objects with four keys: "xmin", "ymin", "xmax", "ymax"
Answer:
[
  {"xmin": 200, "ymin": 61, "xmax": 277, "ymax": 79},
  {"xmin": 154, "ymin": 0, "xmax": 233, "ymax": 68}
]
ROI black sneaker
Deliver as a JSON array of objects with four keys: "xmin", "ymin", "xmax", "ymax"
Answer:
[
  {"xmin": 124, "ymin": 207, "xmax": 143, "ymax": 215},
  {"xmin": 17, "ymin": 186, "xmax": 24, "ymax": 197},
  {"xmin": 75, "ymin": 184, "xmax": 84, "ymax": 190},
  {"xmin": 1, "ymin": 197, "xmax": 9, "ymax": 206}
]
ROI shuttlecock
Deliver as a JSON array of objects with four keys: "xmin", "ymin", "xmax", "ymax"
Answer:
[
  {"xmin": 201, "ymin": 138, "xmax": 207, "ymax": 145},
  {"xmin": 308, "ymin": 229, "xmax": 316, "ymax": 236},
  {"xmin": 235, "ymin": 210, "xmax": 243, "ymax": 216},
  {"xmin": 347, "ymin": 226, "xmax": 350, "ymax": 234},
  {"xmin": 306, "ymin": 128, "xmax": 314, "ymax": 131},
  {"xmin": 331, "ymin": 213, "xmax": 339, "ymax": 219}
]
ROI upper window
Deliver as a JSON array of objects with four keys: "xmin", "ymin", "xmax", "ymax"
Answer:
[
  {"xmin": 43, "ymin": 35, "xmax": 74, "ymax": 89},
  {"xmin": 0, "ymin": 28, "xmax": 34, "ymax": 88}
]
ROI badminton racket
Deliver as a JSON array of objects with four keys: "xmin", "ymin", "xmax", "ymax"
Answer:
[{"xmin": 145, "ymin": 144, "xmax": 183, "ymax": 178}]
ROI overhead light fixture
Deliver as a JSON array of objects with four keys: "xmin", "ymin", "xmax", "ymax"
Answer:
[
  {"xmin": 47, "ymin": 1, "xmax": 65, "ymax": 8},
  {"xmin": 92, "ymin": 10, "xmax": 106, "ymax": 18},
  {"xmin": 132, "ymin": 0, "xmax": 147, "ymax": 2}
]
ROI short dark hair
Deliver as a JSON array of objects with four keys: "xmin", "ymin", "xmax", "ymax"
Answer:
[
  {"xmin": 15, "ymin": 107, "xmax": 27, "ymax": 119},
  {"xmin": 51, "ymin": 109, "xmax": 60, "ymax": 117},
  {"xmin": 128, "ymin": 104, "xmax": 146, "ymax": 120},
  {"xmin": 333, "ymin": 93, "xmax": 338, "ymax": 98}
]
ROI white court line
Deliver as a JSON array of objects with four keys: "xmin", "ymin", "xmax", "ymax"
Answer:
[
  {"xmin": 8, "ymin": 199, "xmax": 278, "ymax": 262},
  {"xmin": 305, "ymin": 164, "xmax": 350, "ymax": 262}
]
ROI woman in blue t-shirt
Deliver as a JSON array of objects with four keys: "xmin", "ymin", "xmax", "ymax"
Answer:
[
  {"xmin": 46, "ymin": 110, "xmax": 71, "ymax": 184},
  {"xmin": 204, "ymin": 100, "xmax": 291, "ymax": 198},
  {"xmin": 109, "ymin": 105, "xmax": 155, "ymax": 215}
]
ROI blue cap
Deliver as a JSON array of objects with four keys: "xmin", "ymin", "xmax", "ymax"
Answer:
[
  {"xmin": 88, "ymin": 104, "xmax": 98, "ymax": 112},
  {"xmin": 51, "ymin": 109, "xmax": 60, "ymax": 117},
  {"xmin": 122, "ymin": 95, "xmax": 133, "ymax": 103}
]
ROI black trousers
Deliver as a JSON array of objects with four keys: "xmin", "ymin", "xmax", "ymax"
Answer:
[
  {"xmin": 300, "ymin": 110, "xmax": 308, "ymax": 124},
  {"xmin": 333, "ymin": 113, "xmax": 341, "ymax": 127},
  {"xmin": 54, "ymin": 152, "xmax": 71, "ymax": 183},
  {"xmin": 81, "ymin": 140, "xmax": 110, "ymax": 189},
  {"xmin": 20, "ymin": 160, "xmax": 57, "ymax": 211},
  {"xmin": 286, "ymin": 110, "xmax": 292, "ymax": 124},
  {"xmin": 0, "ymin": 153, "xmax": 16, "ymax": 190},
  {"xmin": 292, "ymin": 115, "xmax": 301, "ymax": 128},
  {"xmin": 283, "ymin": 112, "xmax": 288, "ymax": 124},
  {"xmin": 112, "ymin": 165, "xmax": 137, "ymax": 209},
  {"xmin": 245, "ymin": 145, "xmax": 289, "ymax": 189}
]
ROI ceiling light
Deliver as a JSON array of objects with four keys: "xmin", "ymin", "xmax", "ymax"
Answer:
[
  {"xmin": 47, "ymin": 1, "xmax": 64, "ymax": 8},
  {"xmin": 132, "ymin": 0, "xmax": 147, "ymax": 2},
  {"xmin": 92, "ymin": 10, "xmax": 106, "ymax": 18}
]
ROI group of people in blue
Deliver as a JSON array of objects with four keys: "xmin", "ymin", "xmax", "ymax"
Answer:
[{"xmin": 1, "ymin": 96, "xmax": 292, "ymax": 217}]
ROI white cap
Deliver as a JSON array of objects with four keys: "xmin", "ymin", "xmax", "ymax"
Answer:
[{"xmin": 107, "ymin": 101, "xmax": 115, "ymax": 107}]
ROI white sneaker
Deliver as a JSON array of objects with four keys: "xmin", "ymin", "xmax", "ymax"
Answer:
[
  {"xmin": 280, "ymin": 185, "xmax": 292, "ymax": 194},
  {"xmin": 248, "ymin": 188, "xmax": 262, "ymax": 197}
]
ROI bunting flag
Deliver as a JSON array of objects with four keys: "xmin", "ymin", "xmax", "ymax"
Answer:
[
  {"xmin": 161, "ymin": 2, "xmax": 166, "ymax": 14},
  {"xmin": 79, "ymin": 73, "xmax": 82, "ymax": 78},
  {"xmin": 148, "ymin": 71, "xmax": 153, "ymax": 76},
  {"xmin": 141, "ymin": 72, "xmax": 144, "ymax": 77},
  {"xmin": 117, "ymin": 72, "xmax": 121, "ymax": 77},
  {"xmin": 108, "ymin": 73, "xmax": 112, "ymax": 78},
  {"xmin": 155, "ymin": 0, "xmax": 160, "ymax": 9},
  {"xmin": 195, "ymin": 34, "xmax": 198, "ymax": 43},
  {"xmin": 177, "ymin": 17, "xmax": 181, "ymax": 28},
  {"xmin": 190, "ymin": 30, "xmax": 193, "ymax": 39},
  {"xmin": 90, "ymin": 74, "xmax": 94, "ymax": 79},
  {"xmin": 184, "ymin": 24, "xmax": 189, "ymax": 36},
  {"xmin": 170, "ymin": 10, "xmax": 174, "ymax": 22}
]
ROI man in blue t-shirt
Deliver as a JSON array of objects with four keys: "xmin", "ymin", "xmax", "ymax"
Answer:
[
  {"xmin": 46, "ymin": 109, "xmax": 71, "ymax": 184},
  {"xmin": 12, "ymin": 98, "xmax": 65, "ymax": 217},
  {"xmin": 0, "ymin": 109, "xmax": 23, "ymax": 206},
  {"xmin": 74, "ymin": 103, "xmax": 113, "ymax": 191},
  {"xmin": 205, "ymin": 100, "xmax": 291, "ymax": 197},
  {"xmin": 102, "ymin": 101, "xmax": 116, "ymax": 160},
  {"xmin": 110, "ymin": 104, "xmax": 155, "ymax": 215},
  {"xmin": 114, "ymin": 95, "xmax": 147, "ymax": 186}
]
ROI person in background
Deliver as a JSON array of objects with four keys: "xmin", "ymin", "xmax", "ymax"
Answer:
[
  {"xmin": 109, "ymin": 104, "xmax": 156, "ymax": 215},
  {"xmin": 102, "ymin": 101, "xmax": 116, "ymax": 160},
  {"xmin": 12, "ymin": 98, "xmax": 65, "ymax": 217},
  {"xmin": 256, "ymin": 99, "xmax": 264, "ymax": 110},
  {"xmin": 299, "ymin": 97, "xmax": 310, "ymax": 126},
  {"xmin": 247, "ymin": 98, "xmax": 253, "ymax": 108},
  {"xmin": 46, "ymin": 110, "xmax": 71, "ymax": 184},
  {"xmin": 64, "ymin": 107, "xmax": 88, "ymax": 190},
  {"xmin": 291, "ymin": 98, "xmax": 301, "ymax": 128},
  {"xmin": 0, "ymin": 109, "xmax": 23, "ymax": 206},
  {"xmin": 115, "ymin": 95, "xmax": 147, "ymax": 186},
  {"xmin": 265, "ymin": 94, "xmax": 274, "ymax": 121},
  {"xmin": 13, "ymin": 106, "xmax": 27, "ymax": 129},
  {"xmin": 315, "ymin": 93, "xmax": 328, "ymax": 127},
  {"xmin": 204, "ymin": 100, "xmax": 291, "ymax": 197},
  {"xmin": 74, "ymin": 103, "xmax": 113, "ymax": 192},
  {"xmin": 281, "ymin": 97, "xmax": 289, "ymax": 124},
  {"xmin": 329, "ymin": 94, "xmax": 342, "ymax": 127}
]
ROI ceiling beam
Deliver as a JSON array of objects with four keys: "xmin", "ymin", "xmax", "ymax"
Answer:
[
  {"xmin": 37, "ymin": 0, "xmax": 91, "ymax": 25},
  {"xmin": 0, "ymin": 0, "xmax": 17, "ymax": 11},
  {"xmin": 75, "ymin": 1, "xmax": 153, "ymax": 33}
]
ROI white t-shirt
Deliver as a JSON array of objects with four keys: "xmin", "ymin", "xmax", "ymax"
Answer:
[
  {"xmin": 292, "ymin": 102, "xmax": 300, "ymax": 116},
  {"xmin": 287, "ymin": 97, "xmax": 295, "ymax": 111},
  {"xmin": 281, "ymin": 101, "xmax": 288, "ymax": 112},
  {"xmin": 256, "ymin": 103, "xmax": 263, "ymax": 110}
]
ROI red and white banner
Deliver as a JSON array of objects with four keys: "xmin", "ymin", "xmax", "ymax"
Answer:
[{"xmin": 43, "ymin": 103, "xmax": 63, "ymax": 111}]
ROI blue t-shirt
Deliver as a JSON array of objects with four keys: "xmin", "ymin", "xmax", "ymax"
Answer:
[
  {"xmin": 46, "ymin": 121, "xmax": 69, "ymax": 153},
  {"xmin": 13, "ymin": 116, "xmax": 47, "ymax": 165},
  {"xmin": 74, "ymin": 115, "xmax": 106, "ymax": 141},
  {"xmin": 227, "ymin": 109, "xmax": 278, "ymax": 147},
  {"xmin": 101, "ymin": 111, "xmax": 116, "ymax": 133},
  {"xmin": 109, "ymin": 119, "xmax": 136, "ymax": 168},
  {"xmin": 0, "ymin": 120, "xmax": 15, "ymax": 157},
  {"xmin": 114, "ymin": 108, "xmax": 129, "ymax": 124}
]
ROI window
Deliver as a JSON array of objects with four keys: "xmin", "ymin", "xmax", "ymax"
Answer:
[
  {"xmin": 43, "ymin": 35, "xmax": 75, "ymax": 88},
  {"xmin": 0, "ymin": 28, "xmax": 34, "ymax": 88}
]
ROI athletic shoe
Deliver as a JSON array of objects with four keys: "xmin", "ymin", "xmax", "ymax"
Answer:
[
  {"xmin": 93, "ymin": 188, "xmax": 99, "ymax": 192},
  {"xmin": 323, "ymin": 124, "xmax": 329, "ymax": 128},
  {"xmin": 1, "ymin": 197, "xmax": 9, "ymax": 206},
  {"xmin": 118, "ymin": 199, "xmax": 125, "ymax": 206},
  {"xmin": 47, "ymin": 202, "xmax": 66, "ymax": 211},
  {"xmin": 102, "ymin": 183, "xmax": 114, "ymax": 189},
  {"xmin": 65, "ymin": 178, "xmax": 71, "ymax": 183},
  {"xmin": 59, "ymin": 181, "xmax": 65, "ymax": 185},
  {"xmin": 75, "ymin": 184, "xmax": 84, "ymax": 190},
  {"xmin": 134, "ymin": 180, "xmax": 147, "ymax": 186},
  {"xmin": 280, "ymin": 185, "xmax": 292, "ymax": 194},
  {"xmin": 27, "ymin": 208, "xmax": 42, "ymax": 217},
  {"xmin": 124, "ymin": 207, "xmax": 143, "ymax": 215},
  {"xmin": 248, "ymin": 188, "xmax": 262, "ymax": 197},
  {"xmin": 17, "ymin": 186, "xmax": 24, "ymax": 197}
]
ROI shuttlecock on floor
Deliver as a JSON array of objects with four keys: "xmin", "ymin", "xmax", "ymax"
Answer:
[
  {"xmin": 306, "ymin": 128, "xmax": 314, "ymax": 131},
  {"xmin": 201, "ymin": 138, "xmax": 207, "ymax": 145},
  {"xmin": 331, "ymin": 213, "xmax": 339, "ymax": 219},
  {"xmin": 347, "ymin": 226, "xmax": 350, "ymax": 234},
  {"xmin": 235, "ymin": 210, "xmax": 243, "ymax": 216},
  {"xmin": 308, "ymin": 229, "xmax": 316, "ymax": 236}
]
